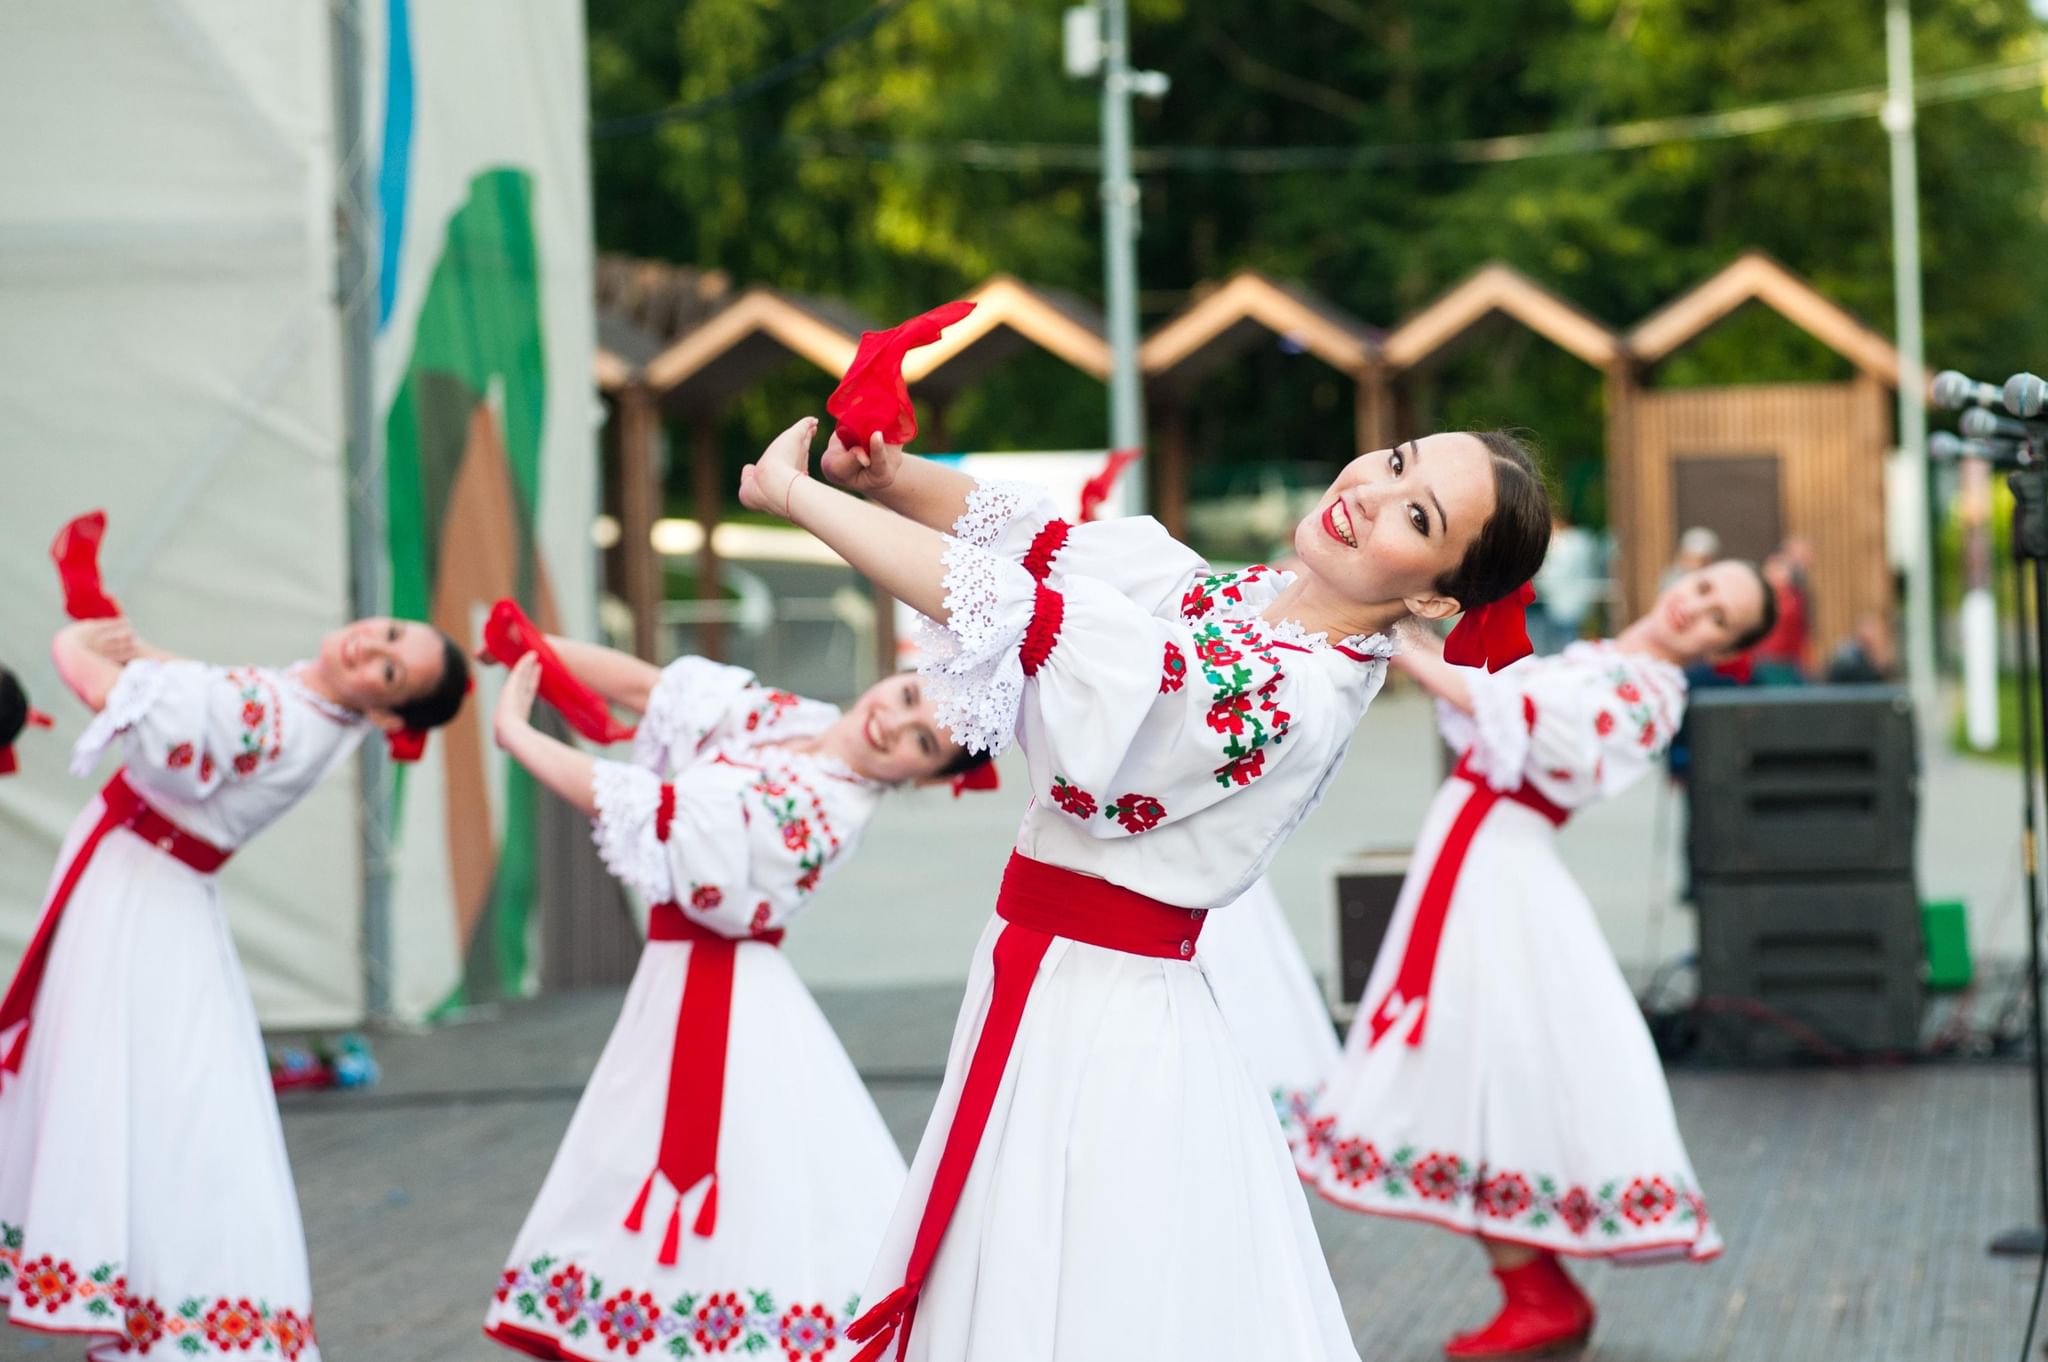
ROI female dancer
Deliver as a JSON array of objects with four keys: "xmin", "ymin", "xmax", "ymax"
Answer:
[
  {"xmin": 1298, "ymin": 560, "xmax": 1775, "ymax": 1359},
  {"xmin": 739, "ymin": 417, "xmax": 1549, "ymax": 1362},
  {"xmin": 0, "ymin": 613, "xmax": 468, "ymax": 1361},
  {"xmin": 482, "ymin": 635, "xmax": 990, "ymax": 1362}
]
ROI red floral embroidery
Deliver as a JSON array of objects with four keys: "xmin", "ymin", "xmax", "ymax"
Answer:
[
  {"xmin": 1194, "ymin": 635, "xmax": 1242, "ymax": 669},
  {"xmin": 1557, "ymin": 1186, "xmax": 1597, "ymax": 1234},
  {"xmin": 495, "ymin": 1267, "xmax": 518, "ymax": 1303},
  {"xmin": 1522, "ymin": 695, "xmax": 1539, "ymax": 731},
  {"xmin": 1215, "ymin": 749, "xmax": 1266, "ymax": 787},
  {"xmin": 1159, "ymin": 642, "xmax": 1187, "ymax": 694},
  {"xmin": 116, "ymin": 1291, "xmax": 165, "ymax": 1353},
  {"xmin": 1412, "ymin": 1153, "xmax": 1463, "ymax": 1202},
  {"xmin": 751, "ymin": 902, "xmax": 774, "ymax": 932},
  {"xmin": 1300, "ymin": 1114, "xmax": 1337, "ymax": 1160},
  {"xmin": 166, "ymin": 743, "xmax": 195, "ymax": 770},
  {"xmin": 1331, "ymin": 1138, "xmax": 1386, "ymax": 1188},
  {"xmin": 1593, "ymin": 710, "xmax": 1615, "ymax": 738},
  {"xmin": 1206, "ymin": 693, "xmax": 1253, "ymax": 736},
  {"xmin": 1546, "ymin": 767, "xmax": 1573, "ymax": 783},
  {"xmin": 691, "ymin": 884, "xmax": 723, "ymax": 912},
  {"xmin": 600, "ymin": 1289, "xmax": 662, "ymax": 1355},
  {"xmin": 1620, "ymin": 1176, "xmax": 1677, "ymax": 1226},
  {"xmin": 780, "ymin": 819, "xmax": 811, "ymax": 852},
  {"xmin": 780, "ymin": 1303, "xmax": 838, "ymax": 1361},
  {"xmin": 1616, "ymin": 681, "xmax": 1642, "ymax": 704},
  {"xmin": 204, "ymin": 1297, "xmax": 265, "ymax": 1351},
  {"xmin": 241, "ymin": 701, "xmax": 266, "ymax": 729},
  {"xmin": 19, "ymin": 1254, "xmax": 75, "ymax": 1312},
  {"xmin": 232, "ymin": 750, "xmax": 260, "ymax": 777},
  {"xmin": 545, "ymin": 1265, "xmax": 589, "ymax": 1325},
  {"xmin": 1180, "ymin": 581, "xmax": 1214, "ymax": 619},
  {"xmin": 694, "ymin": 1291, "xmax": 748, "ymax": 1351},
  {"xmin": 1479, "ymin": 1172, "xmax": 1535, "ymax": 1220},
  {"xmin": 1050, "ymin": 776, "xmax": 1097, "ymax": 820},
  {"xmin": 273, "ymin": 1308, "xmax": 312, "ymax": 1362},
  {"xmin": 1639, "ymin": 719, "xmax": 1659, "ymax": 748},
  {"xmin": 794, "ymin": 865, "xmax": 821, "ymax": 895},
  {"xmin": 200, "ymin": 753, "xmax": 216, "ymax": 783},
  {"xmin": 1105, "ymin": 792, "xmax": 1166, "ymax": 834},
  {"xmin": 655, "ymin": 784, "xmax": 678, "ymax": 843}
]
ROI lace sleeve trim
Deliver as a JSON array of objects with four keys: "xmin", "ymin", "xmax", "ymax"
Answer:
[
  {"xmin": 633, "ymin": 661, "xmax": 695, "ymax": 773},
  {"xmin": 914, "ymin": 536, "xmax": 1032, "ymax": 757},
  {"xmin": 590, "ymin": 759, "xmax": 674, "ymax": 903},
  {"xmin": 950, "ymin": 478, "xmax": 1048, "ymax": 549},
  {"xmin": 70, "ymin": 659, "xmax": 169, "ymax": 777}
]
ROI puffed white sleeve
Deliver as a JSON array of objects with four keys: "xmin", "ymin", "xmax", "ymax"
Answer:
[
  {"xmin": 1457, "ymin": 653, "xmax": 1686, "ymax": 806},
  {"xmin": 70, "ymin": 659, "xmax": 249, "ymax": 801},
  {"xmin": 632, "ymin": 655, "xmax": 757, "ymax": 773},
  {"xmin": 944, "ymin": 477, "xmax": 1208, "ymax": 618}
]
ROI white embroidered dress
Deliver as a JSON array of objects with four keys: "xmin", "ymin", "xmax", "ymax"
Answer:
[
  {"xmin": 1299, "ymin": 642, "xmax": 1723, "ymax": 1263},
  {"xmin": 0, "ymin": 659, "xmax": 364, "ymax": 1362},
  {"xmin": 860, "ymin": 482, "xmax": 1384, "ymax": 1362},
  {"xmin": 1197, "ymin": 875, "xmax": 1339, "ymax": 1143},
  {"xmin": 483, "ymin": 659, "xmax": 906, "ymax": 1362}
]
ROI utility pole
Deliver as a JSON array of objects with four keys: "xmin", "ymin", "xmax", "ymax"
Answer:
[
  {"xmin": 1885, "ymin": 0, "xmax": 1937, "ymax": 719},
  {"xmin": 1066, "ymin": 3, "xmax": 1167, "ymax": 492}
]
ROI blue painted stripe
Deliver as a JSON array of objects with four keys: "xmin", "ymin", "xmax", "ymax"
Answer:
[{"xmin": 375, "ymin": 0, "xmax": 414, "ymax": 331}]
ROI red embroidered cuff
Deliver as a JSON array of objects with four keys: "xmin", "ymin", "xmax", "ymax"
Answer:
[
  {"xmin": 1021, "ymin": 518, "xmax": 1071, "ymax": 582},
  {"xmin": 655, "ymin": 782, "xmax": 677, "ymax": 843},
  {"xmin": 1019, "ymin": 583, "xmax": 1065, "ymax": 677}
]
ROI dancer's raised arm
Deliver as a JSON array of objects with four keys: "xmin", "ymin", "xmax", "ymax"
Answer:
[
  {"xmin": 817, "ymin": 429, "xmax": 985, "ymax": 532},
  {"xmin": 742, "ymin": 416, "xmax": 954, "ymax": 622},
  {"xmin": 544, "ymin": 635, "xmax": 662, "ymax": 714},
  {"xmin": 494, "ymin": 653, "xmax": 598, "ymax": 815},
  {"xmin": 1389, "ymin": 626, "xmax": 1474, "ymax": 715}
]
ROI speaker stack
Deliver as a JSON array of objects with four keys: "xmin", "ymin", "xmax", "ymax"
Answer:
[{"xmin": 1685, "ymin": 687, "xmax": 1924, "ymax": 1063}]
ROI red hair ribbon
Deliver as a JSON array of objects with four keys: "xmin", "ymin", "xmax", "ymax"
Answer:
[
  {"xmin": 384, "ymin": 677, "xmax": 474, "ymax": 764},
  {"xmin": 51, "ymin": 511, "xmax": 120, "ymax": 620},
  {"xmin": 826, "ymin": 301, "xmax": 976, "ymax": 449},
  {"xmin": 479, "ymin": 599, "xmax": 637, "ymax": 745},
  {"xmin": 950, "ymin": 760, "xmax": 999, "ymax": 798},
  {"xmin": 1078, "ymin": 448, "xmax": 1141, "ymax": 523},
  {"xmin": 0, "ymin": 708, "xmax": 54, "ymax": 777},
  {"xmin": 1442, "ymin": 582, "xmax": 1536, "ymax": 673}
]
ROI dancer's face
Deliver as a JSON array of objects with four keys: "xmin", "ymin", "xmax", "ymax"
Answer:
[
  {"xmin": 839, "ymin": 673, "xmax": 965, "ymax": 784},
  {"xmin": 1639, "ymin": 563, "xmax": 1769, "ymax": 662},
  {"xmin": 1290, "ymin": 434, "xmax": 1498, "ymax": 622},
  {"xmin": 315, "ymin": 617, "xmax": 448, "ymax": 715}
]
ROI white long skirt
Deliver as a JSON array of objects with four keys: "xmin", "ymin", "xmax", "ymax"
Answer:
[
  {"xmin": 1298, "ymin": 782, "xmax": 1723, "ymax": 1263},
  {"xmin": 861, "ymin": 913, "xmax": 1361, "ymax": 1362},
  {"xmin": 1197, "ymin": 876, "xmax": 1339, "ymax": 1142},
  {"xmin": 484, "ymin": 937, "xmax": 905, "ymax": 1362},
  {"xmin": 0, "ymin": 798, "xmax": 321, "ymax": 1361}
]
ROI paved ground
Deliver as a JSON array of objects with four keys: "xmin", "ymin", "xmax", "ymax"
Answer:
[{"xmin": 1, "ymin": 983, "xmax": 2038, "ymax": 1362}]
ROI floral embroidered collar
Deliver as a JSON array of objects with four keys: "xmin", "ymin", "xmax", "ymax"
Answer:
[{"xmin": 1264, "ymin": 615, "xmax": 1398, "ymax": 661}]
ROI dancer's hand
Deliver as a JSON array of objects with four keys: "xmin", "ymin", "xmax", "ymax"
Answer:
[
  {"xmin": 739, "ymin": 416, "xmax": 819, "ymax": 521},
  {"xmin": 494, "ymin": 653, "xmax": 541, "ymax": 749},
  {"xmin": 74, "ymin": 619, "xmax": 142, "ymax": 664},
  {"xmin": 820, "ymin": 430, "xmax": 903, "ymax": 495}
]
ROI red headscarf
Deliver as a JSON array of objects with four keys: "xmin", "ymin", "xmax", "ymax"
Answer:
[
  {"xmin": 1442, "ymin": 582, "xmax": 1536, "ymax": 673},
  {"xmin": 478, "ymin": 599, "xmax": 637, "ymax": 745},
  {"xmin": 826, "ymin": 301, "xmax": 976, "ymax": 449}
]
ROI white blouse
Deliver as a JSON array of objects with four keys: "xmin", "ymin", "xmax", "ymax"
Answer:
[
  {"xmin": 917, "ymin": 480, "xmax": 1396, "ymax": 911},
  {"xmin": 69, "ymin": 658, "xmax": 368, "ymax": 849},
  {"xmin": 1438, "ymin": 640, "xmax": 1688, "ymax": 811},
  {"xmin": 589, "ymin": 658, "xmax": 885, "ymax": 938}
]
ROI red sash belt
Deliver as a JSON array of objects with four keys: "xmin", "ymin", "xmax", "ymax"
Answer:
[
  {"xmin": 623, "ymin": 901, "xmax": 786, "ymax": 1266},
  {"xmin": 1365, "ymin": 753, "xmax": 1568, "ymax": 1050},
  {"xmin": 0, "ymin": 770, "xmax": 232, "ymax": 1084},
  {"xmin": 849, "ymin": 853, "xmax": 1205, "ymax": 1362}
]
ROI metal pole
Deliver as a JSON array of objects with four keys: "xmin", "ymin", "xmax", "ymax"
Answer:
[
  {"xmin": 1098, "ymin": 0, "xmax": 1146, "ymax": 473},
  {"xmin": 332, "ymin": 0, "xmax": 395, "ymax": 1020},
  {"xmin": 1885, "ymin": 0, "xmax": 1938, "ymax": 718}
]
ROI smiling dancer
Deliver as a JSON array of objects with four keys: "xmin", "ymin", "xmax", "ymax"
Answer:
[
  {"xmin": 1298, "ymin": 561, "xmax": 1775, "ymax": 1359},
  {"xmin": 733, "ymin": 418, "xmax": 1548, "ymax": 1361},
  {"xmin": 482, "ymin": 629, "xmax": 991, "ymax": 1362}
]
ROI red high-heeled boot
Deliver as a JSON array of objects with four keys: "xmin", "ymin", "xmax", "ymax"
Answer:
[{"xmin": 1443, "ymin": 1254, "xmax": 1595, "ymax": 1358}]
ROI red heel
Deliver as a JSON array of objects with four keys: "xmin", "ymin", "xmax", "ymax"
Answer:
[{"xmin": 1443, "ymin": 1254, "xmax": 1595, "ymax": 1359}]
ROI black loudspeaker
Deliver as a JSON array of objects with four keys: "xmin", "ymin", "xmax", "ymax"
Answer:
[
  {"xmin": 1686, "ymin": 686, "xmax": 1918, "ymax": 878},
  {"xmin": 1693, "ymin": 879, "xmax": 1924, "ymax": 1062},
  {"xmin": 1328, "ymin": 851, "xmax": 1410, "ymax": 1022}
]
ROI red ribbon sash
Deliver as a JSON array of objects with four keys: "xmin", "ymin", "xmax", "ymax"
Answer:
[
  {"xmin": 1364, "ymin": 754, "xmax": 1568, "ymax": 1050},
  {"xmin": 622, "ymin": 902, "xmax": 786, "ymax": 1266},
  {"xmin": 848, "ymin": 854, "xmax": 1206, "ymax": 1362},
  {"xmin": 0, "ymin": 771, "xmax": 231, "ymax": 1083}
]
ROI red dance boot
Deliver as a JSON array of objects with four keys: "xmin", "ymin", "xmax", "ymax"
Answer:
[{"xmin": 1443, "ymin": 1254, "xmax": 1595, "ymax": 1359}]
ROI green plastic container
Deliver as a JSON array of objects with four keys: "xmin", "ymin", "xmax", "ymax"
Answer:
[{"xmin": 1921, "ymin": 900, "xmax": 1972, "ymax": 993}]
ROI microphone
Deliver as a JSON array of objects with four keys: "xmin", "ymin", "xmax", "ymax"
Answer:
[
  {"xmin": 1931, "ymin": 430, "xmax": 2032, "ymax": 469},
  {"xmin": 2006, "ymin": 372, "xmax": 2048, "ymax": 419},
  {"xmin": 1933, "ymin": 369, "xmax": 2007, "ymax": 411},
  {"xmin": 1959, "ymin": 407, "xmax": 2035, "ymax": 441}
]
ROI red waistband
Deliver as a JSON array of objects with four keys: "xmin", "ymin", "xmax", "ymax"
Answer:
[
  {"xmin": 104, "ymin": 770, "xmax": 233, "ymax": 872},
  {"xmin": 996, "ymin": 852, "xmax": 1205, "ymax": 960},
  {"xmin": 1452, "ymin": 752, "xmax": 1569, "ymax": 827},
  {"xmin": 647, "ymin": 900, "xmax": 785, "ymax": 948}
]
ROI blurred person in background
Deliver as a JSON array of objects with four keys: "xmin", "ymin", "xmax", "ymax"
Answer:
[
  {"xmin": 1660, "ymin": 526, "xmax": 1721, "ymax": 590},
  {"xmin": 1530, "ymin": 508, "xmax": 1603, "ymax": 654}
]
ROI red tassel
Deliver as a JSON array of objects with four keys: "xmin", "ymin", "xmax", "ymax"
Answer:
[
  {"xmin": 623, "ymin": 1172, "xmax": 655, "ymax": 1233},
  {"xmin": 692, "ymin": 1174, "xmax": 719, "ymax": 1238},
  {"xmin": 848, "ymin": 1283, "xmax": 920, "ymax": 1362},
  {"xmin": 658, "ymin": 1195, "xmax": 683, "ymax": 1267}
]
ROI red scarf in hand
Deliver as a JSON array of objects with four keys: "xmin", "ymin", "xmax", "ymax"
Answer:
[
  {"xmin": 826, "ymin": 301, "xmax": 976, "ymax": 449},
  {"xmin": 51, "ymin": 511, "xmax": 120, "ymax": 620},
  {"xmin": 479, "ymin": 599, "xmax": 637, "ymax": 745},
  {"xmin": 1079, "ymin": 448, "xmax": 1141, "ymax": 523},
  {"xmin": 1443, "ymin": 582, "xmax": 1536, "ymax": 673}
]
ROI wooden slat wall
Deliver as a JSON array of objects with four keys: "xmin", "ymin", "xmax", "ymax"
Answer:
[{"xmin": 1625, "ymin": 381, "xmax": 1891, "ymax": 664}]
